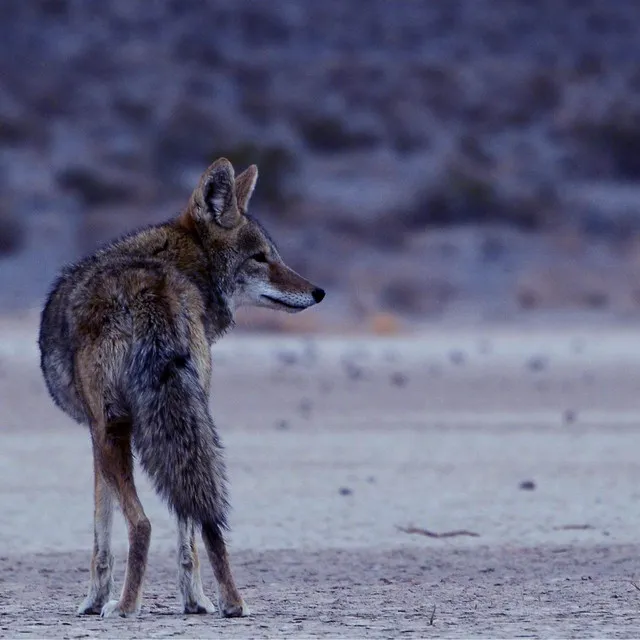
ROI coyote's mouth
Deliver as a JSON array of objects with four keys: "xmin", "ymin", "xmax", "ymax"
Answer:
[{"xmin": 261, "ymin": 295, "xmax": 307, "ymax": 310}]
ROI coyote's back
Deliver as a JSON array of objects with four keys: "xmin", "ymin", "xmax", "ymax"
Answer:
[
  {"xmin": 38, "ymin": 157, "xmax": 324, "ymax": 618},
  {"xmin": 41, "ymin": 252, "xmax": 229, "ymax": 524}
]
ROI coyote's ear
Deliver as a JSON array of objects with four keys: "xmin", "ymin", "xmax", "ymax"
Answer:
[
  {"xmin": 234, "ymin": 164, "xmax": 258, "ymax": 213},
  {"xmin": 190, "ymin": 158, "xmax": 241, "ymax": 229}
]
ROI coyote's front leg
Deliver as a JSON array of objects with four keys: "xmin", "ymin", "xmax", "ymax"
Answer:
[{"xmin": 177, "ymin": 517, "xmax": 216, "ymax": 614}]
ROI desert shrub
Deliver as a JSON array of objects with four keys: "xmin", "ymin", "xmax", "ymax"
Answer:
[
  {"xmin": 154, "ymin": 102, "xmax": 232, "ymax": 186},
  {"xmin": 56, "ymin": 167, "xmax": 138, "ymax": 207},
  {"xmin": 403, "ymin": 131, "xmax": 558, "ymax": 233},
  {"xmin": 558, "ymin": 85, "xmax": 640, "ymax": 180},
  {"xmin": 297, "ymin": 114, "xmax": 381, "ymax": 153},
  {"xmin": 525, "ymin": 72, "xmax": 561, "ymax": 113},
  {"xmin": 173, "ymin": 33, "xmax": 224, "ymax": 67},
  {"xmin": 397, "ymin": 166, "xmax": 554, "ymax": 233},
  {"xmin": 0, "ymin": 208, "xmax": 25, "ymax": 257},
  {"xmin": 236, "ymin": 6, "xmax": 293, "ymax": 47},
  {"xmin": 0, "ymin": 116, "xmax": 31, "ymax": 146},
  {"xmin": 380, "ymin": 277, "xmax": 455, "ymax": 316},
  {"xmin": 572, "ymin": 121, "xmax": 640, "ymax": 180}
]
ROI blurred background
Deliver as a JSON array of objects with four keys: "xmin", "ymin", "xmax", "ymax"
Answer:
[
  {"xmin": 3, "ymin": 7, "xmax": 640, "ymax": 634},
  {"xmin": 2, "ymin": 0, "xmax": 640, "ymax": 332}
]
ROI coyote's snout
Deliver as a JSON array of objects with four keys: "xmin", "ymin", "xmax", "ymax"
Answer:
[
  {"xmin": 234, "ymin": 245, "xmax": 325, "ymax": 312},
  {"xmin": 38, "ymin": 157, "xmax": 324, "ymax": 619}
]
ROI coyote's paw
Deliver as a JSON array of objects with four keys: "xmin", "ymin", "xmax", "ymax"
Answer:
[
  {"xmin": 77, "ymin": 571, "xmax": 113, "ymax": 615},
  {"xmin": 183, "ymin": 594, "xmax": 216, "ymax": 615},
  {"xmin": 219, "ymin": 597, "xmax": 249, "ymax": 618},
  {"xmin": 100, "ymin": 600, "xmax": 139, "ymax": 618},
  {"xmin": 77, "ymin": 596, "xmax": 106, "ymax": 616}
]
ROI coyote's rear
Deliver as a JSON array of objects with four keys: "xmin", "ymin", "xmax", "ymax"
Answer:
[{"xmin": 38, "ymin": 158, "xmax": 324, "ymax": 618}]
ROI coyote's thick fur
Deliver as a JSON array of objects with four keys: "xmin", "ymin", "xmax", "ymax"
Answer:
[{"xmin": 38, "ymin": 158, "xmax": 325, "ymax": 618}]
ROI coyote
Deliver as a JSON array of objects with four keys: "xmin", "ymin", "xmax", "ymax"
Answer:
[{"xmin": 38, "ymin": 158, "xmax": 325, "ymax": 618}]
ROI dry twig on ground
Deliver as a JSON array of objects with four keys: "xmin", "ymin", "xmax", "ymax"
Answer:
[{"xmin": 396, "ymin": 525, "xmax": 480, "ymax": 538}]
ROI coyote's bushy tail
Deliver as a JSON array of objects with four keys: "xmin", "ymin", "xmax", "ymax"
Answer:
[{"xmin": 123, "ymin": 328, "xmax": 228, "ymax": 529}]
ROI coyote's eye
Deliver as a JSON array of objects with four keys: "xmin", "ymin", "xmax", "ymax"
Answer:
[{"xmin": 252, "ymin": 252, "xmax": 268, "ymax": 263}]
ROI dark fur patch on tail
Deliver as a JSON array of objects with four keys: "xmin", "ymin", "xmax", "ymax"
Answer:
[
  {"xmin": 124, "ymin": 334, "xmax": 228, "ymax": 528},
  {"xmin": 158, "ymin": 352, "xmax": 190, "ymax": 386}
]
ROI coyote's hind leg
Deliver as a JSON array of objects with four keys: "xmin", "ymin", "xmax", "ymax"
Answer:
[
  {"xmin": 177, "ymin": 517, "xmax": 216, "ymax": 614},
  {"xmin": 95, "ymin": 426, "xmax": 152, "ymax": 618},
  {"xmin": 202, "ymin": 522, "xmax": 248, "ymax": 618},
  {"xmin": 77, "ymin": 447, "xmax": 115, "ymax": 615}
]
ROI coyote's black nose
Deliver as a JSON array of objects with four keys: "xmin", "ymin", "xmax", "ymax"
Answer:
[{"xmin": 312, "ymin": 288, "xmax": 325, "ymax": 303}]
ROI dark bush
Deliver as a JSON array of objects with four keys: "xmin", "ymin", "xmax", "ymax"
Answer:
[
  {"xmin": 569, "ymin": 119, "xmax": 640, "ymax": 180},
  {"xmin": 0, "ymin": 209, "xmax": 25, "ymax": 257},
  {"xmin": 381, "ymin": 278, "xmax": 455, "ymax": 316},
  {"xmin": 56, "ymin": 168, "xmax": 137, "ymax": 207},
  {"xmin": 298, "ymin": 115, "xmax": 381, "ymax": 153}
]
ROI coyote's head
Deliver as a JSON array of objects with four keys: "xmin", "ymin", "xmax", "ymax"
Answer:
[{"xmin": 179, "ymin": 158, "xmax": 325, "ymax": 313}]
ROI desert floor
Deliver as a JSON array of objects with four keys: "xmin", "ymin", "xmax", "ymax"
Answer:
[{"xmin": 1, "ymin": 317, "xmax": 640, "ymax": 638}]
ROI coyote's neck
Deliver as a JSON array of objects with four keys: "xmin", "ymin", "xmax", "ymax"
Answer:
[
  {"xmin": 165, "ymin": 219, "xmax": 235, "ymax": 344},
  {"xmin": 203, "ymin": 286, "xmax": 234, "ymax": 343}
]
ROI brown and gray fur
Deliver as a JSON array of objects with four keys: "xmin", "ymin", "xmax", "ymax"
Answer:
[{"xmin": 38, "ymin": 158, "xmax": 325, "ymax": 618}]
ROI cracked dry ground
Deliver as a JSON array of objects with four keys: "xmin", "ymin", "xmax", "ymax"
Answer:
[{"xmin": 1, "ymin": 323, "xmax": 640, "ymax": 638}]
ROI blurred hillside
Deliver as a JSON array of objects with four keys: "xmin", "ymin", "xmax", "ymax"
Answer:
[{"xmin": 2, "ymin": 0, "xmax": 640, "ymax": 329}]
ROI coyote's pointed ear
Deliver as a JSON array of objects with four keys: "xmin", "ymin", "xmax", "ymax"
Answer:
[
  {"xmin": 234, "ymin": 164, "xmax": 258, "ymax": 213},
  {"xmin": 190, "ymin": 158, "xmax": 241, "ymax": 229}
]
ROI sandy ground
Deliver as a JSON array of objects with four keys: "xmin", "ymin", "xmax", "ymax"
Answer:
[{"xmin": 1, "ymin": 317, "xmax": 640, "ymax": 638}]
